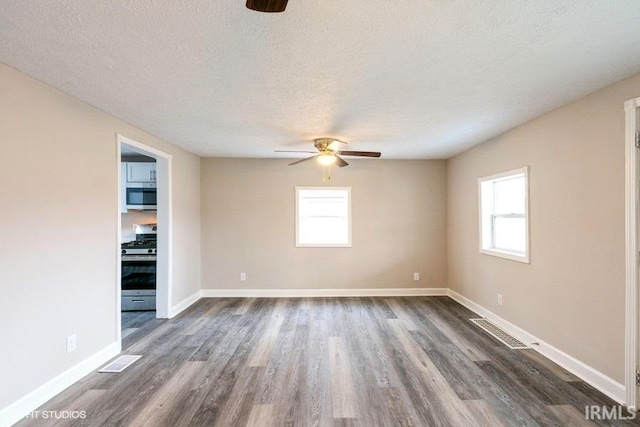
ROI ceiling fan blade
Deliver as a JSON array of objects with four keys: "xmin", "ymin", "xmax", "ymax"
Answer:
[
  {"xmin": 334, "ymin": 155, "xmax": 349, "ymax": 168},
  {"xmin": 288, "ymin": 156, "xmax": 316, "ymax": 166},
  {"xmin": 275, "ymin": 150, "xmax": 317, "ymax": 153},
  {"xmin": 337, "ymin": 150, "xmax": 381, "ymax": 158},
  {"xmin": 246, "ymin": 0, "xmax": 288, "ymax": 12}
]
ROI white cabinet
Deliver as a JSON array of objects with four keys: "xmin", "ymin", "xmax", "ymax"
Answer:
[{"xmin": 127, "ymin": 162, "xmax": 156, "ymax": 183}]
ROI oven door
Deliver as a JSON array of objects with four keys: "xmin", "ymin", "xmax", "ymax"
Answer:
[
  {"xmin": 121, "ymin": 259, "xmax": 156, "ymax": 291},
  {"xmin": 121, "ymin": 258, "xmax": 156, "ymax": 311}
]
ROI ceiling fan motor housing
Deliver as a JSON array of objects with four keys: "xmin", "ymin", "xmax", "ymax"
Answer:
[{"xmin": 313, "ymin": 138, "xmax": 343, "ymax": 151}]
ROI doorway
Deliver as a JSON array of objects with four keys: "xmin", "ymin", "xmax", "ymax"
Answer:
[
  {"xmin": 624, "ymin": 96, "xmax": 640, "ymax": 408},
  {"xmin": 116, "ymin": 134, "xmax": 172, "ymax": 346}
]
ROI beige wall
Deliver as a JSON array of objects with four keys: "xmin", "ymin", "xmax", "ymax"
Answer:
[
  {"xmin": 0, "ymin": 63, "xmax": 201, "ymax": 409},
  {"xmin": 170, "ymin": 150, "xmax": 201, "ymax": 303},
  {"xmin": 201, "ymin": 158, "xmax": 447, "ymax": 290},
  {"xmin": 448, "ymin": 73, "xmax": 640, "ymax": 383}
]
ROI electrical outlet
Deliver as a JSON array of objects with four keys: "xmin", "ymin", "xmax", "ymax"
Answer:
[
  {"xmin": 498, "ymin": 294, "xmax": 503, "ymax": 306},
  {"xmin": 240, "ymin": 272, "xmax": 247, "ymax": 281},
  {"xmin": 67, "ymin": 334, "xmax": 77, "ymax": 353},
  {"xmin": 413, "ymin": 272, "xmax": 420, "ymax": 281}
]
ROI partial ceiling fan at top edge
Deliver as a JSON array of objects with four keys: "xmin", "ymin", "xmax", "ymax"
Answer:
[{"xmin": 246, "ymin": 0, "xmax": 288, "ymax": 12}]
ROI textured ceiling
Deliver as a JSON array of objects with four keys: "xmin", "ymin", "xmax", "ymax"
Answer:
[{"xmin": 1, "ymin": 1, "xmax": 640, "ymax": 159}]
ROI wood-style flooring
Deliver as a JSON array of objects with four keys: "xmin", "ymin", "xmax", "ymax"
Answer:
[
  {"xmin": 120, "ymin": 311, "xmax": 158, "ymax": 347},
  {"xmin": 17, "ymin": 297, "xmax": 638, "ymax": 426}
]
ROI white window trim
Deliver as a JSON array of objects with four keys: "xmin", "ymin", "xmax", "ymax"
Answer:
[
  {"xmin": 295, "ymin": 186, "xmax": 352, "ymax": 248},
  {"xmin": 478, "ymin": 166, "xmax": 530, "ymax": 264}
]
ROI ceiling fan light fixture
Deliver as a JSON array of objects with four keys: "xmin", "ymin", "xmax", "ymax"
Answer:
[{"xmin": 316, "ymin": 153, "xmax": 336, "ymax": 166}]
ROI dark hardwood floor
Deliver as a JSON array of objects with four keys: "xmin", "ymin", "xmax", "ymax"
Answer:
[{"xmin": 16, "ymin": 297, "xmax": 638, "ymax": 426}]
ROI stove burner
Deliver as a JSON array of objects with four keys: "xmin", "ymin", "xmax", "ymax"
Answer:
[{"xmin": 122, "ymin": 240, "xmax": 156, "ymax": 248}]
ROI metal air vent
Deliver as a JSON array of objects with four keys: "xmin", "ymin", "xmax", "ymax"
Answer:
[{"xmin": 470, "ymin": 318, "xmax": 529, "ymax": 349}]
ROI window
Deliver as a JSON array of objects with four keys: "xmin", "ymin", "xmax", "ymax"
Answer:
[
  {"xmin": 479, "ymin": 167, "xmax": 529, "ymax": 263},
  {"xmin": 296, "ymin": 187, "xmax": 351, "ymax": 247}
]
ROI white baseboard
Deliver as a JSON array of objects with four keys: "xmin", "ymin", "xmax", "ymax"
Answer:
[
  {"xmin": 0, "ymin": 341, "xmax": 121, "ymax": 427},
  {"xmin": 447, "ymin": 289, "xmax": 626, "ymax": 404},
  {"xmin": 200, "ymin": 287, "xmax": 448, "ymax": 298},
  {"xmin": 168, "ymin": 290, "xmax": 202, "ymax": 318},
  {"xmin": 447, "ymin": 290, "xmax": 538, "ymax": 344},
  {"xmin": 534, "ymin": 340, "xmax": 626, "ymax": 405}
]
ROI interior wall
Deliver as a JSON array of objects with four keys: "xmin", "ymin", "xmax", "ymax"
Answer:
[
  {"xmin": 201, "ymin": 158, "xmax": 447, "ymax": 291},
  {"xmin": 169, "ymin": 148, "xmax": 201, "ymax": 304},
  {"xmin": 0, "ymin": 63, "xmax": 201, "ymax": 410},
  {"xmin": 447, "ymin": 72, "xmax": 640, "ymax": 383}
]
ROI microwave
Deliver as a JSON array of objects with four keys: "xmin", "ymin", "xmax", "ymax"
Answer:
[{"xmin": 126, "ymin": 183, "xmax": 157, "ymax": 210}]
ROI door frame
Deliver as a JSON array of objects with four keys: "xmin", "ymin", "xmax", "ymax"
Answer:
[
  {"xmin": 116, "ymin": 134, "xmax": 173, "ymax": 345},
  {"xmin": 625, "ymin": 96, "xmax": 640, "ymax": 408}
]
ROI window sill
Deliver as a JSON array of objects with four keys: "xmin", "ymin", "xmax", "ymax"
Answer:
[
  {"xmin": 480, "ymin": 248, "xmax": 530, "ymax": 264},
  {"xmin": 296, "ymin": 243, "xmax": 352, "ymax": 248}
]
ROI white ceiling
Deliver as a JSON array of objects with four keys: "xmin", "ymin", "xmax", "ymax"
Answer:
[{"xmin": 1, "ymin": 1, "xmax": 640, "ymax": 159}]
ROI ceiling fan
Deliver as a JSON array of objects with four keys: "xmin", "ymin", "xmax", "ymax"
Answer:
[
  {"xmin": 246, "ymin": 0, "xmax": 288, "ymax": 13},
  {"xmin": 275, "ymin": 138, "xmax": 382, "ymax": 168}
]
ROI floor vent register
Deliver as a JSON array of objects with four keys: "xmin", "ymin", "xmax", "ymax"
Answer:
[
  {"xmin": 470, "ymin": 318, "xmax": 529, "ymax": 349},
  {"xmin": 99, "ymin": 355, "xmax": 142, "ymax": 373}
]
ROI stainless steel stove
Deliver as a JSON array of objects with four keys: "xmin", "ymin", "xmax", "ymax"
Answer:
[{"xmin": 121, "ymin": 230, "xmax": 157, "ymax": 311}]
